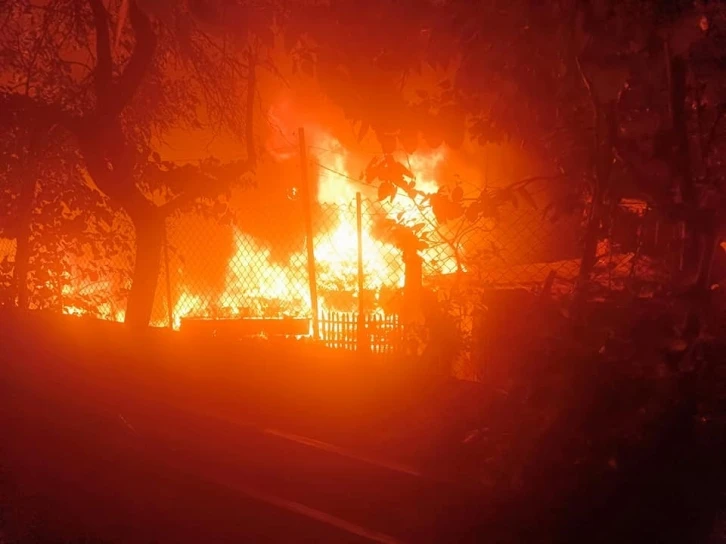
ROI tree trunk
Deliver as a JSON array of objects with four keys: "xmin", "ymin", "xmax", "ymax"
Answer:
[
  {"xmin": 670, "ymin": 55, "xmax": 699, "ymax": 280},
  {"xmin": 576, "ymin": 101, "xmax": 617, "ymax": 304},
  {"xmin": 13, "ymin": 176, "xmax": 37, "ymax": 310},
  {"xmin": 125, "ymin": 212, "xmax": 164, "ymax": 328},
  {"xmin": 577, "ymin": 185, "xmax": 603, "ymax": 290},
  {"xmin": 402, "ymin": 248, "xmax": 423, "ymax": 325}
]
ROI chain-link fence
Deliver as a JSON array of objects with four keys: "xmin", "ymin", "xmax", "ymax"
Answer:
[
  {"xmin": 164, "ymin": 192, "xmax": 412, "ymax": 349},
  {"xmin": 0, "ymin": 237, "xmax": 16, "ymax": 306},
  {"xmin": 0, "ymin": 144, "xmax": 667, "ymax": 355}
]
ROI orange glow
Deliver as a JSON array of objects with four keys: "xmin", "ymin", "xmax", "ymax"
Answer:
[
  {"xmin": 60, "ymin": 270, "xmax": 125, "ymax": 322},
  {"xmin": 169, "ymin": 125, "xmax": 458, "ymax": 329},
  {"xmin": 58, "ymin": 115, "xmax": 458, "ymax": 329}
]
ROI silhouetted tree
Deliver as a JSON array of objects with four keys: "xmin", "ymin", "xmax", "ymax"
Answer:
[
  {"xmin": 1, "ymin": 0, "xmax": 276, "ymax": 325},
  {"xmin": 285, "ymin": 0, "xmax": 725, "ymax": 306}
]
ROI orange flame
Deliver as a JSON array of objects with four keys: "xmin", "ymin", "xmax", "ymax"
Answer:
[
  {"xmin": 171, "ymin": 128, "xmax": 457, "ymax": 328},
  {"xmin": 56, "ymin": 119, "xmax": 458, "ymax": 330}
]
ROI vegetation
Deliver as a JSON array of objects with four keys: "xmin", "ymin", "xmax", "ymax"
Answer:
[
  {"xmin": 1, "ymin": 2, "xmax": 725, "ymax": 539},
  {"xmin": 0, "ymin": 0, "xmax": 274, "ymax": 325}
]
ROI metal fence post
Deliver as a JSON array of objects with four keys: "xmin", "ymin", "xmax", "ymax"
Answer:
[
  {"xmin": 298, "ymin": 128, "xmax": 320, "ymax": 340},
  {"xmin": 356, "ymin": 192, "xmax": 368, "ymax": 352},
  {"xmin": 162, "ymin": 217, "xmax": 174, "ymax": 330}
]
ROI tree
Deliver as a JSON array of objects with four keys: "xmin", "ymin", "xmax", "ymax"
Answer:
[
  {"xmin": 280, "ymin": 1, "xmax": 583, "ymax": 275},
  {"xmin": 288, "ymin": 0, "xmax": 724, "ymax": 301},
  {"xmin": 0, "ymin": 121, "xmax": 132, "ymax": 314},
  {"xmin": 1, "ymin": 0, "xmax": 275, "ymax": 326}
]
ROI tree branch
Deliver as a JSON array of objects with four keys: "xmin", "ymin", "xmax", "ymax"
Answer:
[
  {"xmin": 704, "ymin": 104, "xmax": 725, "ymax": 158},
  {"xmin": 88, "ymin": 0, "xmax": 157, "ymax": 119},
  {"xmin": 506, "ymin": 174, "xmax": 568, "ymax": 191},
  {"xmin": 612, "ymin": 145, "xmax": 659, "ymax": 208},
  {"xmin": 0, "ymin": 93, "xmax": 81, "ymax": 134},
  {"xmin": 245, "ymin": 50, "xmax": 257, "ymax": 168},
  {"xmin": 107, "ymin": 0, "xmax": 156, "ymax": 118},
  {"xmin": 158, "ymin": 52, "xmax": 258, "ymax": 216},
  {"xmin": 88, "ymin": 0, "xmax": 112, "ymax": 106},
  {"xmin": 158, "ymin": 159, "xmax": 254, "ymax": 216},
  {"xmin": 575, "ymin": 51, "xmax": 599, "ymax": 108},
  {"xmin": 81, "ymin": 145, "xmax": 154, "ymax": 218}
]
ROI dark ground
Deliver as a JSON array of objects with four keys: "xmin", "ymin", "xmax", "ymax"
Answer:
[{"xmin": 1, "ymin": 309, "xmax": 725, "ymax": 543}]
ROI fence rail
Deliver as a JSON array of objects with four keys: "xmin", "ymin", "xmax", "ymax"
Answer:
[{"xmin": 320, "ymin": 311, "xmax": 403, "ymax": 354}]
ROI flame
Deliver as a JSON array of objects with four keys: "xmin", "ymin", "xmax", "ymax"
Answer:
[
  {"xmin": 170, "ymin": 129, "xmax": 457, "ymax": 329},
  {"xmin": 60, "ymin": 273, "xmax": 125, "ymax": 322},
  {"xmin": 55, "ymin": 120, "xmax": 458, "ymax": 332}
]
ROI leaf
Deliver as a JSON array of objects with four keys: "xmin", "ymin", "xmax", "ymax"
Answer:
[
  {"xmin": 424, "ymin": 125, "xmax": 444, "ymax": 148},
  {"xmin": 399, "ymin": 130, "xmax": 418, "ymax": 155},
  {"xmin": 449, "ymin": 202, "xmax": 464, "ymax": 220},
  {"xmin": 386, "ymin": 160, "xmax": 414, "ymax": 189},
  {"xmin": 465, "ymin": 202, "xmax": 480, "ymax": 222},
  {"xmin": 364, "ymin": 156, "xmax": 386, "ymax": 182},
  {"xmin": 411, "ymin": 223, "xmax": 426, "ymax": 233},
  {"xmin": 378, "ymin": 133, "xmax": 396, "ymax": 154},
  {"xmin": 377, "ymin": 181, "xmax": 396, "ymax": 202},
  {"xmin": 439, "ymin": 105, "xmax": 466, "ymax": 149},
  {"xmin": 451, "ymin": 185, "xmax": 463, "ymax": 203},
  {"xmin": 357, "ymin": 121, "xmax": 369, "ymax": 143},
  {"xmin": 430, "ymin": 193, "xmax": 449, "ymax": 223},
  {"xmin": 404, "ymin": 180, "xmax": 417, "ymax": 198}
]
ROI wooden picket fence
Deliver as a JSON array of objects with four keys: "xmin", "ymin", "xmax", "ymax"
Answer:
[{"xmin": 319, "ymin": 312, "xmax": 403, "ymax": 354}]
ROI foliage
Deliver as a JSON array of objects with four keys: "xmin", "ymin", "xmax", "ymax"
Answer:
[
  {"xmin": 0, "ymin": 122, "xmax": 133, "ymax": 315},
  {"xmin": 0, "ymin": 0, "xmax": 280, "ymax": 324},
  {"xmin": 282, "ymin": 0, "xmax": 466, "ymax": 153},
  {"xmin": 362, "ymin": 152, "xmax": 540, "ymax": 273},
  {"xmin": 283, "ymin": 0, "xmax": 726, "ymax": 298},
  {"xmin": 3, "ymin": 0, "xmax": 726, "ymax": 324}
]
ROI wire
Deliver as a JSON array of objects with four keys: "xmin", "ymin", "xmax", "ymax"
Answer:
[
  {"xmin": 312, "ymin": 161, "xmax": 370, "ymax": 187},
  {"xmin": 307, "ymin": 144, "xmax": 387, "ymax": 157}
]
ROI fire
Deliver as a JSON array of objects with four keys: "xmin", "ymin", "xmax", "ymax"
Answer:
[
  {"xmin": 173, "ymin": 291, "xmax": 203, "ymax": 329},
  {"xmin": 61, "ymin": 290, "xmax": 126, "ymax": 322},
  {"xmin": 60, "ymin": 267, "xmax": 125, "ymax": 322},
  {"xmin": 55, "ymin": 118, "xmax": 458, "ymax": 331},
  {"xmin": 218, "ymin": 231, "xmax": 310, "ymax": 318},
  {"xmin": 170, "ymin": 128, "xmax": 456, "ymax": 328}
]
